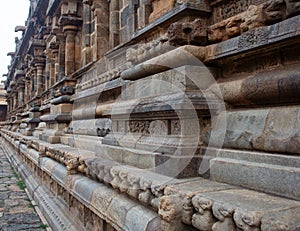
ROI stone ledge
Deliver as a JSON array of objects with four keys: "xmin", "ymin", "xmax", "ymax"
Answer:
[
  {"xmin": 120, "ymin": 16, "xmax": 300, "ymax": 84},
  {"xmin": 2, "ymin": 129, "xmax": 300, "ymax": 230},
  {"xmin": 1, "ymin": 135, "xmax": 161, "ymax": 231},
  {"xmin": 205, "ymin": 15, "xmax": 300, "ymax": 62},
  {"xmin": 210, "ymin": 153, "xmax": 300, "ymax": 200},
  {"xmin": 159, "ymin": 179, "xmax": 300, "ymax": 231}
]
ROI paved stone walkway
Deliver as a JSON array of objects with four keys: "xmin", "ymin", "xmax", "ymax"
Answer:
[{"xmin": 0, "ymin": 148, "xmax": 48, "ymax": 231}]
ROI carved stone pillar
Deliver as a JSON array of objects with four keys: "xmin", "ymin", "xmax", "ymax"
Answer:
[
  {"xmin": 64, "ymin": 26, "xmax": 77, "ymax": 76},
  {"xmin": 59, "ymin": 13, "xmax": 82, "ymax": 76},
  {"xmin": 18, "ymin": 85, "xmax": 25, "ymax": 107},
  {"xmin": 109, "ymin": 0, "xmax": 120, "ymax": 49},
  {"xmin": 24, "ymin": 80, "xmax": 30, "ymax": 104},
  {"xmin": 45, "ymin": 50, "xmax": 51, "ymax": 91},
  {"xmin": 57, "ymin": 34, "xmax": 66, "ymax": 81},
  {"xmin": 91, "ymin": 0, "xmax": 109, "ymax": 60},
  {"xmin": 13, "ymin": 93, "xmax": 18, "ymax": 110},
  {"xmin": 7, "ymin": 98, "xmax": 11, "ymax": 113},
  {"xmin": 82, "ymin": 0, "xmax": 92, "ymax": 65},
  {"xmin": 33, "ymin": 68, "xmax": 38, "ymax": 96},
  {"xmin": 36, "ymin": 63, "xmax": 45, "ymax": 95},
  {"xmin": 51, "ymin": 43, "xmax": 60, "ymax": 83},
  {"xmin": 50, "ymin": 49, "xmax": 57, "ymax": 87},
  {"xmin": 137, "ymin": 0, "xmax": 152, "ymax": 29}
]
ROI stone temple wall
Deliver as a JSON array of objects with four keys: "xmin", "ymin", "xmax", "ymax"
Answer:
[{"xmin": 1, "ymin": 0, "xmax": 300, "ymax": 230}]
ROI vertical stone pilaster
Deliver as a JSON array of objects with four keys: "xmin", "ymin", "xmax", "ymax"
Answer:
[
  {"xmin": 45, "ymin": 52, "xmax": 51, "ymax": 91},
  {"xmin": 36, "ymin": 63, "xmax": 45, "ymax": 96},
  {"xmin": 57, "ymin": 34, "xmax": 66, "ymax": 81},
  {"xmin": 53, "ymin": 47, "xmax": 60, "ymax": 83},
  {"xmin": 63, "ymin": 26, "xmax": 77, "ymax": 76},
  {"xmin": 24, "ymin": 80, "xmax": 30, "ymax": 104},
  {"xmin": 137, "ymin": 0, "xmax": 152, "ymax": 29},
  {"xmin": 91, "ymin": 0, "xmax": 109, "ymax": 60},
  {"xmin": 109, "ymin": 0, "xmax": 120, "ymax": 49},
  {"xmin": 13, "ymin": 93, "xmax": 18, "ymax": 110},
  {"xmin": 18, "ymin": 85, "xmax": 25, "ymax": 107},
  {"xmin": 82, "ymin": 0, "xmax": 92, "ymax": 65}
]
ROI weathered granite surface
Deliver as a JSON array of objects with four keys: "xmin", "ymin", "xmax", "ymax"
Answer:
[{"xmin": 2, "ymin": 0, "xmax": 300, "ymax": 230}]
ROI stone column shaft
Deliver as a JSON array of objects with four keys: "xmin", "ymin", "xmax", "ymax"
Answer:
[
  {"xmin": 91, "ymin": 0, "xmax": 109, "ymax": 60},
  {"xmin": 137, "ymin": 0, "xmax": 152, "ymax": 29},
  {"xmin": 64, "ymin": 27, "xmax": 77, "ymax": 76},
  {"xmin": 82, "ymin": 2, "xmax": 92, "ymax": 65},
  {"xmin": 33, "ymin": 69, "xmax": 37, "ymax": 97},
  {"xmin": 109, "ymin": 0, "xmax": 120, "ymax": 49},
  {"xmin": 58, "ymin": 36, "xmax": 66, "ymax": 81},
  {"xmin": 45, "ymin": 55, "xmax": 51, "ymax": 91},
  {"xmin": 13, "ymin": 94, "xmax": 17, "ymax": 109},
  {"xmin": 25, "ymin": 81, "xmax": 29, "ymax": 104},
  {"xmin": 18, "ymin": 86, "xmax": 24, "ymax": 107},
  {"xmin": 37, "ymin": 65, "xmax": 44, "ymax": 95}
]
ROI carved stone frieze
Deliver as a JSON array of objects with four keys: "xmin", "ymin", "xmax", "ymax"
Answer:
[
  {"xmin": 126, "ymin": 37, "xmax": 171, "ymax": 65},
  {"xmin": 129, "ymin": 120, "xmax": 151, "ymax": 134},
  {"xmin": 84, "ymin": 157, "xmax": 169, "ymax": 210},
  {"xmin": 212, "ymin": 0, "xmax": 265, "ymax": 22},
  {"xmin": 237, "ymin": 27, "xmax": 269, "ymax": 50},
  {"xmin": 159, "ymin": 194, "xmax": 184, "ymax": 229},
  {"xmin": 76, "ymin": 68, "xmax": 122, "ymax": 91},
  {"xmin": 208, "ymin": 0, "xmax": 290, "ymax": 43},
  {"xmin": 192, "ymin": 195, "xmax": 216, "ymax": 230}
]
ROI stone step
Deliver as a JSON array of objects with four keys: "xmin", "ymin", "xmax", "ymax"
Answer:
[
  {"xmin": 209, "ymin": 148, "xmax": 300, "ymax": 200},
  {"xmin": 2, "ymin": 130, "xmax": 300, "ymax": 231}
]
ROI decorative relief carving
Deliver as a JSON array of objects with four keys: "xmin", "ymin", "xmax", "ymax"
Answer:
[
  {"xmin": 168, "ymin": 19, "xmax": 207, "ymax": 46},
  {"xmin": 127, "ymin": 174, "xmax": 141, "ymax": 199},
  {"xmin": 182, "ymin": 197, "xmax": 194, "ymax": 225},
  {"xmin": 171, "ymin": 120, "xmax": 181, "ymax": 135},
  {"xmin": 233, "ymin": 209, "xmax": 262, "ymax": 231},
  {"xmin": 159, "ymin": 195, "xmax": 182, "ymax": 222},
  {"xmin": 124, "ymin": 119, "xmax": 181, "ymax": 136},
  {"xmin": 84, "ymin": 157, "xmax": 167, "ymax": 210},
  {"xmin": 237, "ymin": 27, "xmax": 268, "ymax": 50},
  {"xmin": 208, "ymin": 0, "xmax": 284, "ymax": 43},
  {"xmin": 76, "ymin": 67, "xmax": 122, "ymax": 91},
  {"xmin": 191, "ymin": 195, "xmax": 216, "ymax": 230},
  {"xmin": 212, "ymin": 203, "xmax": 236, "ymax": 231},
  {"xmin": 213, "ymin": 0, "xmax": 265, "ymax": 22},
  {"xmin": 126, "ymin": 37, "xmax": 171, "ymax": 65},
  {"xmin": 138, "ymin": 179, "xmax": 155, "ymax": 205},
  {"xmin": 129, "ymin": 120, "xmax": 151, "ymax": 134},
  {"xmin": 44, "ymin": 147, "xmax": 81, "ymax": 174}
]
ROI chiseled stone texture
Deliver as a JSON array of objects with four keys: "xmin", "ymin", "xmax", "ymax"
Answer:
[
  {"xmin": 2, "ymin": 0, "xmax": 300, "ymax": 230},
  {"xmin": 261, "ymin": 207, "xmax": 300, "ymax": 231},
  {"xmin": 209, "ymin": 146, "xmax": 300, "ymax": 200},
  {"xmin": 209, "ymin": 106, "xmax": 300, "ymax": 154}
]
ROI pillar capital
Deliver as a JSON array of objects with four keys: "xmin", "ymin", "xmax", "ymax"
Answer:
[{"xmin": 59, "ymin": 15, "xmax": 82, "ymax": 31}]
